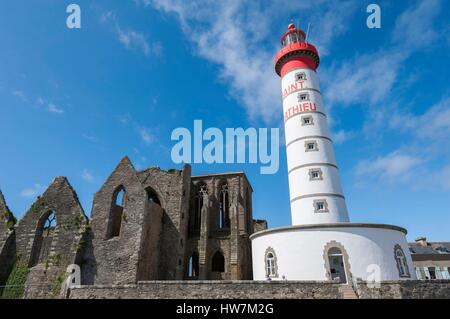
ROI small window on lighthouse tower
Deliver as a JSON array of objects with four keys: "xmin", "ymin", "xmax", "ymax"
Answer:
[
  {"xmin": 295, "ymin": 72, "xmax": 307, "ymax": 81},
  {"xmin": 301, "ymin": 115, "xmax": 314, "ymax": 126},
  {"xmin": 309, "ymin": 168, "xmax": 323, "ymax": 181},
  {"xmin": 314, "ymin": 200, "xmax": 329, "ymax": 213},
  {"xmin": 305, "ymin": 141, "xmax": 318, "ymax": 152},
  {"xmin": 298, "ymin": 93, "xmax": 310, "ymax": 102}
]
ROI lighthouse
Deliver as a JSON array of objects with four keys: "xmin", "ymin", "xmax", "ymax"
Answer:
[
  {"xmin": 250, "ymin": 23, "xmax": 416, "ymax": 283},
  {"xmin": 275, "ymin": 23, "xmax": 349, "ymax": 225}
]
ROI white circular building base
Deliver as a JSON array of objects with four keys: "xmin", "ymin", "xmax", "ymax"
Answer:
[{"xmin": 251, "ymin": 223, "xmax": 416, "ymax": 282}]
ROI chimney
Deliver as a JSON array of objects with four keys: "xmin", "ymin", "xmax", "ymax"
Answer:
[{"xmin": 415, "ymin": 237, "xmax": 427, "ymax": 246}]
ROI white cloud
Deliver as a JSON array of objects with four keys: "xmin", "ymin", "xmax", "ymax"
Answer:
[
  {"xmin": 20, "ymin": 184, "xmax": 45, "ymax": 198},
  {"xmin": 81, "ymin": 170, "xmax": 95, "ymax": 183},
  {"xmin": 82, "ymin": 134, "xmax": 98, "ymax": 143},
  {"xmin": 323, "ymin": 51, "xmax": 405, "ymax": 108},
  {"xmin": 117, "ymin": 29, "xmax": 151, "ymax": 55},
  {"xmin": 12, "ymin": 90, "xmax": 27, "ymax": 102},
  {"xmin": 333, "ymin": 129, "xmax": 355, "ymax": 145},
  {"xmin": 322, "ymin": 0, "xmax": 442, "ymax": 111},
  {"xmin": 47, "ymin": 103, "xmax": 64, "ymax": 114},
  {"xmin": 356, "ymin": 96, "xmax": 450, "ymax": 191},
  {"xmin": 145, "ymin": 0, "xmax": 357, "ymax": 124},
  {"xmin": 392, "ymin": 0, "xmax": 441, "ymax": 51},
  {"xmin": 356, "ymin": 152, "xmax": 422, "ymax": 182},
  {"xmin": 390, "ymin": 97, "xmax": 450, "ymax": 141},
  {"xmin": 119, "ymin": 113, "xmax": 132, "ymax": 125},
  {"xmin": 101, "ymin": 10, "xmax": 161, "ymax": 56},
  {"xmin": 100, "ymin": 11, "xmax": 115, "ymax": 23},
  {"xmin": 138, "ymin": 127, "xmax": 154, "ymax": 144},
  {"xmin": 36, "ymin": 97, "xmax": 45, "ymax": 105}
]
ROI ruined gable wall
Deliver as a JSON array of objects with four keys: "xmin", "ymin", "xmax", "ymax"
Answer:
[
  {"xmin": 0, "ymin": 190, "xmax": 16, "ymax": 286},
  {"xmin": 87, "ymin": 157, "xmax": 150, "ymax": 285},
  {"xmin": 138, "ymin": 165, "xmax": 191, "ymax": 280},
  {"xmin": 11, "ymin": 177, "xmax": 88, "ymax": 298},
  {"xmin": 14, "ymin": 177, "xmax": 87, "ymax": 267}
]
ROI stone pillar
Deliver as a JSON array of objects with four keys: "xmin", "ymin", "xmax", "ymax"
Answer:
[
  {"xmin": 198, "ymin": 192, "xmax": 210, "ymax": 280},
  {"xmin": 229, "ymin": 190, "xmax": 240, "ymax": 279},
  {"xmin": 174, "ymin": 165, "xmax": 192, "ymax": 280}
]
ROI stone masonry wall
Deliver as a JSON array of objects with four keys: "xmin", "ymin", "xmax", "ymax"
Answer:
[
  {"xmin": 138, "ymin": 165, "xmax": 191, "ymax": 280},
  {"xmin": 188, "ymin": 173, "xmax": 254, "ymax": 280},
  {"xmin": 12, "ymin": 176, "xmax": 88, "ymax": 298},
  {"xmin": 0, "ymin": 190, "xmax": 16, "ymax": 286},
  {"xmin": 68, "ymin": 280, "xmax": 450, "ymax": 299},
  {"xmin": 14, "ymin": 176, "xmax": 88, "ymax": 267},
  {"xmin": 86, "ymin": 156, "xmax": 158, "ymax": 285},
  {"xmin": 356, "ymin": 280, "xmax": 450, "ymax": 299},
  {"xmin": 68, "ymin": 280, "xmax": 343, "ymax": 299}
]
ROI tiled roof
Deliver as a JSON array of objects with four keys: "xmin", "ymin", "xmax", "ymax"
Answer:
[{"xmin": 409, "ymin": 242, "xmax": 450, "ymax": 255}]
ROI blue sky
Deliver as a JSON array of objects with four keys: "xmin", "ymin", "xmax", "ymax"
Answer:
[{"xmin": 1, "ymin": 0, "xmax": 449, "ymax": 241}]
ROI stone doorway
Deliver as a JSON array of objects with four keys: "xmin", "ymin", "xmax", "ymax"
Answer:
[{"xmin": 328, "ymin": 247, "xmax": 347, "ymax": 283}]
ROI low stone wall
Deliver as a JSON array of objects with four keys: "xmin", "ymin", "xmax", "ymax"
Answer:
[
  {"xmin": 68, "ymin": 280, "xmax": 450, "ymax": 299},
  {"xmin": 68, "ymin": 280, "xmax": 342, "ymax": 299},
  {"xmin": 356, "ymin": 280, "xmax": 450, "ymax": 299}
]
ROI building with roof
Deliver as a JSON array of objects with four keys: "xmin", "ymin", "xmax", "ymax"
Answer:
[{"xmin": 409, "ymin": 237, "xmax": 450, "ymax": 280}]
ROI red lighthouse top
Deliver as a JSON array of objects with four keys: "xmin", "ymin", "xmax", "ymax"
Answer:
[{"xmin": 274, "ymin": 23, "xmax": 320, "ymax": 77}]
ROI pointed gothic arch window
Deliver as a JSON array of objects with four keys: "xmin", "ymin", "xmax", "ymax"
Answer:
[
  {"xmin": 192, "ymin": 183, "xmax": 207, "ymax": 232},
  {"xmin": 43, "ymin": 212, "xmax": 57, "ymax": 237},
  {"xmin": 107, "ymin": 186, "xmax": 125, "ymax": 239},
  {"xmin": 187, "ymin": 251, "xmax": 199, "ymax": 278},
  {"xmin": 211, "ymin": 251, "xmax": 225, "ymax": 272},
  {"xmin": 394, "ymin": 244, "xmax": 410, "ymax": 278},
  {"xmin": 30, "ymin": 210, "xmax": 58, "ymax": 267},
  {"xmin": 146, "ymin": 187, "xmax": 161, "ymax": 206},
  {"xmin": 218, "ymin": 182, "xmax": 229, "ymax": 229}
]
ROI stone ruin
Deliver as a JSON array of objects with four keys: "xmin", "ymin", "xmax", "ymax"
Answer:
[{"xmin": 0, "ymin": 156, "xmax": 265, "ymax": 298}]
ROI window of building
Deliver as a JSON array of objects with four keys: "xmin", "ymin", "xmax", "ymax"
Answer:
[
  {"xmin": 146, "ymin": 187, "xmax": 161, "ymax": 206},
  {"xmin": 191, "ymin": 183, "xmax": 207, "ymax": 232},
  {"xmin": 415, "ymin": 267, "xmax": 425, "ymax": 280},
  {"xmin": 428, "ymin": 267, "xmax": 436, "ymax": 279},
  {"xmin": 298, "ymin": 93, "xmax": 310, "ymax": 102},
  {"xmin": 264, "ymin": 247, "xmax": 278, "ymax": 278},
  {"xmin": 43, "ymin": 212, "xmax": 57, "ymax": 237},
  {"xmin": 107, "ymin": 186, "xmax": 125, "ymax": 239},
  {"xmin": 305, "ymin": 140, "xmax": 318, "ymax": 152},
  {"xmin": 394, "ymin": 245, "xmax": 411, "ymax": 278},
  {"xmin": 444, "ymin": 267, "xmax": 450, "ymax": 280},
  {"xmin": 187, "ymin": 252, "xmax": 199, "ymax": 278},
  {"xmin": 309, "ymin": 168, "xmax": 323, "ymax": 181},
  {"xmin": 219, "ymin": 183, "xmax": 230, "ymax": 229},
  {"xmin": 295, "ymin": 72, "xmax": 307, "ymax": 81},
  {"xmin": 212, "ymin": 251, "xmax": 225, "ymax": 272},
  {"xmin": 30, "ymin": 210, "xmax": 58, "ymax": 267},
  {"xmin": 436, "ymin": 267, "xmax": 444, "ymax": 279},
  {"xmin": 266, "ymin": 253, "xmax": 275, "ymax": 276},
  {"xmin": 314, "ymin": 199, "xmax": 329, "ymax": 213},
  {"xmin": 301, "ymin": 115, "xmax": 314, "ymax": 126}
]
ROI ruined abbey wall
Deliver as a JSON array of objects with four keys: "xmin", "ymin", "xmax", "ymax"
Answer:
[
  {"xmin": 0, "ymin": 156, "xmax": 264, "ymax": 298},
  {"xmin": 67, "ymin": 280, "xmax": 450, "ymax": 299}
]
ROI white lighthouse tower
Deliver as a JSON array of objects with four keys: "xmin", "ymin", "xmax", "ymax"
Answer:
[
  {"xmin": 276, "ymin": 23, "xmax": 349, "ymax": 225},
  {"xmin": 251, "ymin": 23, "xmax": 416, "ymax": 284}
]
